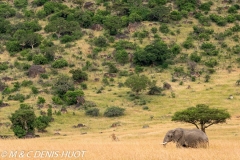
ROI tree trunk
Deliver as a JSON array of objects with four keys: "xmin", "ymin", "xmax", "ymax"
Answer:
[{"xmin": 201, "ymin": 124, "xmax": 206, "ymax": 133}]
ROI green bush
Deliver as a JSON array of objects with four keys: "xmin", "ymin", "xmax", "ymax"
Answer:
[
  {"xmin": 51, "ymin": 59, "xmax": 68, "ymax": 68},
  {"xmin": 210, "ymin": 14, "xmax": 227, "ymax": 26},
  {"xmin": 159, "ymin": 24, "xmax": 169, "ymax": 34},
  {"xmin": 64, "ymin": 90, "xmax": 84, "ymax": 105},
  {"xmin": 8, "ymin": 93, "xmax": 26, "ymax": 102},
  {"xmin": 37, "ymin": 96, "xmax": 46, "ymax": 105},
  {"xmin": 232, "ymin": 45, "xmax": 240, "ymax": 54},
  {"xmin": 33, "ymin": 54, "xmax": 48, "ymax": 65},
  {"xmin": 34, "ymin": 115, "xmax": 51, "ymax": 132},
  {"xmin": 93, "ymin": 36, "xmax": 108, "ymax": 47},
  {"xmin": 0, "ymin": 62, "xmax": 8, "ymax": 71},
  {"xmin": 148, "ymin": 86, "xmax": 163, "ymax": 95},
  {"xmin": 60, "ymin": 35, "xmax": 75, "ymax": 43},
  {"xmin": 52, "ymin": 74, "xmax": 74, "ymax": 96},
  {"xmin": 43, "ymin": 1, "xmax": 68, "ymax": 16},
  {"xmin": 114, "ymin": 50, "xmax": 129, "ymax": 65},
  {"xmin": 69, "ymin": 69, "xmax": 88, "ymax": 82},
  {"xmin": 190, "ymin": 52, "xmax": 201, "ymax": 62},
  {"xmin": 228, "ymin": 5, "xmax": 238, "ymax": 14},
  {"xmin": 21, "ymin": 80, "xmax": 33, "ymax": 87},
  {"xmin": 32, "ymin": 0, "xmax": 48, "ymax": 6},
  {"xmin": 170, "ymin": 11, "xmax": 182, "ymax": 21},
  {"xmin": 151, "ymin": 27, "xmax": 158, "ymax": 34},
  {"xmin": 2, "ymin": 87, "xmax": 12, "ymax": 95},
  {"xmin": 199, "ymin": 1, "xmax": 213, "ymax": 11},
  {"xmin": 198, "ymin": 16, "xmax": 211, "ymax": 26},
  {"xmin": 182, "ymin": 39, "xmax": 194, "ymax": 49},
  {"xmin": 227, "ymin": 13, "xmax": 236, "ymax": 22},
  {"xmin": 36, "ymin": 10, "xmax": 47, "ymax": 19},
  {"xmin": 133, "ymin": 30, "xmax": 149, "ymax": 39},
  {"xmin": 14, "ymin": 0, "xmax": 28, "ymax": 9},
  {"xmin": 80, "ymin": 83, "xmax": 87, "ymax": 90},
  {"xmin": 85, "ymin": 108, "xmax": 100, "ymax": 117},
  {"xmin": 104, "ymin": 106, "xmax": 125, "ymax": 117},
  {"xmin": 200, "ymin": 43, "xmax": 218, "ymax": 56},
  {"xmin": 0, "ymin": 4, "xmax": 16, "ymax": 18},
  {"xmin": 119, "ymin": 70, "xmax": 129, "ymax": 77},
  {"xmin": 52, "ymin": 96, "xmax": 64, "ymax": 105},
  {"xmin": 40, "ymin": 73, "xmax": 49, "ymax": 79},
  {"xmin": 31, "ymin": 86, "xmax": 39, "ymax": 94},
  {"xmin": 205, "ymin": 74, "xmax": 211, "ymax": 82},
  {"xmin": 6, "ymin": 41, "xmax": 21, "ymax": 53},
  {"xmin": 102, "ymin": 77, "xmax": 109, "ymax": 86},
  {"xmin": 108, "ymin": 63, "xmax": 118, "ymax": 73},
  {"xmin": 205, "ymin": 58, "xmax": 218, "ymax": 68}
]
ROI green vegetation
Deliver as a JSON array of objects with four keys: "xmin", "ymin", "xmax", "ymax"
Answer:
[
  {"xmin": 0, "ymin": 0, "xmax": 239, "ymax": 137},
  {"xmin": 125, "ymin": 75, "xmax": 150, "ymax": 95},
  {"xmin": 104, "ymin": 106, "xmax": 125, "ymax": 117},
  {"xmin": 172, "ymin": 104, "xmax": 231, "ymax": 133},
  {"xmin": 9, "ymin": 104, "xmax": 52, "ymax": 137}
]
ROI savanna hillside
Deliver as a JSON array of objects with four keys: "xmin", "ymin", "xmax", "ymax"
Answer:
[{"xmin": 0, "ymin": 0, "xmax": 240, "ymax": 159}]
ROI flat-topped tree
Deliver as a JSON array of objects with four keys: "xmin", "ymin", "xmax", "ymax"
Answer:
[{"xmin": 172, "ymin": 104, "xmax": 231, "ymax": 133}]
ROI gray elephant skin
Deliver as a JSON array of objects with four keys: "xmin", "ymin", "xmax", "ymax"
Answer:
[{"xmin": 162, "ymin": 128, "xmax": 209, "ymax": 148}]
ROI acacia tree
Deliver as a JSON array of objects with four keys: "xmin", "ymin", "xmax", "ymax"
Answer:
[{"xmin": 172, "ymin": 104, "xmax": 231, "ymax": 133}]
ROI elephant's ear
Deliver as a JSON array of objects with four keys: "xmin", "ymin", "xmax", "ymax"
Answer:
[{"xmin": 173, "ymin": 128, "xmax": 183, "ymax": 142}]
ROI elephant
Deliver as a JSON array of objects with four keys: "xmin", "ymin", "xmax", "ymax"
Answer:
[{"xmin": 161, "ymin": 128, "xmax": 209, "ymax": 148}]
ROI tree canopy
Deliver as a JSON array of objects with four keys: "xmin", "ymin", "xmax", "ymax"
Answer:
[
  {"xmin": 133, "ymin": 40, "xmax": 172, "ymax": 66},
  {"xmin": 172, "ymin": 104, "xmax": 231, "ymax": 133},
  {"xmin": 124, "ymin": 74, "xmax": 150, "ymax": 94},
  {"xmin": 9, "ymin": 104, "xmax": 36, "ymax": 138}
]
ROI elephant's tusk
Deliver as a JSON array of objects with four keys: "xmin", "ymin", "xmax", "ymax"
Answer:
[{"xmin": 161, "ymin": 142, "xmax": 168, "ymax": 145}]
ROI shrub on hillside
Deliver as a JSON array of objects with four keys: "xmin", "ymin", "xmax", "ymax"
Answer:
[
  {"xmin": 104, "ymin": 106, "xmax": 125, "ymax": 117},
  {"xmin": 52, "ymin": 74, "xmax": 74, "ymax": 97},
  {"xmin": 182, "ymin": 39, "xmax": 194, "ymax": 49},
  {"xmin": 37, "ymin": 96, "xmax": 45, "ymax": 105},
  {"xmin": 170, "ymin": 11, "xmax": 182, "ymax": 21},
  {"xmin": 0, "ymin": 62, "xmax": 8, "ymax": 71},
  {"xmin": 69, "ymin": 69, "xmax": 88, "ymax": 82},
  {"xmin": 14, "ymin": 0, "xmax": 28, "ymax": 9},
  {"xmin": 85, "ymin": 108, "xmax": 100, "ymax": 117},
  {"xmin": 159, "ymin": 24, "xmax": 169, "ymax": 34},
  {"xmin": 190, "ymin": 52, "xmax": 201, "ymax": 63},
  {"xmin": 33, "ymin": 54, "xmax": 48, "ymax": 65},
  {"xmin": 8, "ymin": 93, "xmax": 26, "ymax": 102},
  {"xmin": 64, "ymin": 90, "xmax": 84, "ymax": 105},
  {"xmin": 52, "ymin": 96, "xmax": 64, "ymax": 105},
  {"xmin": 205, "ymin": 58, "xmax": 218, "ymax": 68},
  {"xmin": 51, "ymin": 59, "xmax": 68, "ymax": 68},
  {"xmin": 93, "ymin": 36, "xmax": 108, "ymax": 47},
  {"xmin": 114, "ymin": 50, "xmax": 129, "ymax": 65}
]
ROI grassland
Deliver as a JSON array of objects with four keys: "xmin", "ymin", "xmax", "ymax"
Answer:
[{"xmin": 0, "ymin": 122, "xmax": 240, "ymax": 160}]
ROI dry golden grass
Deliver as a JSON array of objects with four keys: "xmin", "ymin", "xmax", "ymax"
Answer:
[{"xmin": 1, "ymin": 122, "xmax": 240, "ymax": 160}]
